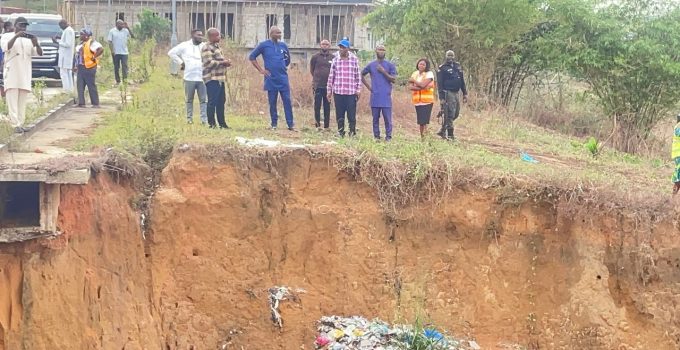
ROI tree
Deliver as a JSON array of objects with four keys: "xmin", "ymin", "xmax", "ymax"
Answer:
[
  {"xmin": 135, "ymin": 9, "xmax": 171, "ymax": 43},
  {"xmin": 366, "ymin": 0, "xmax": 545, "ymax": 104},
  {"xmin": 541, "ymin": 0, "xmax": 680, "ymax": 153}
]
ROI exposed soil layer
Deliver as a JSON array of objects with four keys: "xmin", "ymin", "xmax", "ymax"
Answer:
[{"xmin": 1, "ymin": 149, "xmax": 679, "ymax": 350}]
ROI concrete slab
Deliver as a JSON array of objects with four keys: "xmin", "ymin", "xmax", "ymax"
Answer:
[
  {"xmin": 0, "ymin": 168, "xmax": 90, "ymax": 184},
  {"xmin": 0, "ymin": 88, "xmax": 119, "ymax": 167},
  {"xmin": 0, "ymin": 227, "xmax": 61, "ymax": 243}
]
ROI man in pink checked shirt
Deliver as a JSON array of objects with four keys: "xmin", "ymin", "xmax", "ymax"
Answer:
[{"xmin": 327, "ymin": 39, "xmax": 361, "ymax": 137}]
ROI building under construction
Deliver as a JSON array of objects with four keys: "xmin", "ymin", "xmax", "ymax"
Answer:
[{"xmin": 62, "ymin": 0, "xmax": 375, "ymax": 65}]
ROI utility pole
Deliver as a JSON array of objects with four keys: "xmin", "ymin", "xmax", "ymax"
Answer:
[{"xmin": 169, "ymin": 0, "xmax": 178, "ymax": 74}]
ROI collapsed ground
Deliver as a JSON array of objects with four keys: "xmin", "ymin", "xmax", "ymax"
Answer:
[
  {"xmin": 1, "ymin": 147, "xmax": 679, "ymax": 349},
  {"xmin": 0, "ymin": 55, "xmax": 679, "ymax": 350}
]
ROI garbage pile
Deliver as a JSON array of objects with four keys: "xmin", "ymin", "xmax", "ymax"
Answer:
[{"xmin": 314, "ymin": 315, "xmax": 482, "ymax": 350}]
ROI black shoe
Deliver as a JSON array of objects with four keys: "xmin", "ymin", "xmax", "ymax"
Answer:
[
  {"xmin": 13, "ymin": 126, "xmax": 25, "ymax": 134},
  {"xmin": 220, "ymin": 125, "xmax": 230, "ymax": 129},
  {"xmin": 209, "ymin": 124, "xmax": 217, "ymax": 129},
  {"xmin": 436, "ymin": 130, "xmax": 446, "ymax": 139},
  {"xmin": 271, "ymin": 126, "xmax": 277, "ymax": 131}
]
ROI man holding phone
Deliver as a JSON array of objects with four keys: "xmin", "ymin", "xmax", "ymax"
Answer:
[{"xmin": 0, "ymin": 17, "xmax": 42, "ymax": 133}]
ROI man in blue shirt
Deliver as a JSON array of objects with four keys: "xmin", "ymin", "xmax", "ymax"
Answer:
[
  {"xmin": 249, "ymin": 26, "xmax": 295, "ymax": 131},
  {"xmin": 361, "ymin": 45, "xmax": 397, "ymax": 141}
]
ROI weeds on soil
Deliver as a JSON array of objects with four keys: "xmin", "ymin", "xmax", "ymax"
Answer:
[{"xmin": 81, "ymin": 55, "xmax": 678, "ymax": 218}]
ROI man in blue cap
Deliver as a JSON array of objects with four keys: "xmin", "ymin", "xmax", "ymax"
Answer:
[
  {"xmin": 327, "ymin": 38, "xmax": 361, "ymax": 137},
  {"xmin": 249, "ymin": 26, "xmax": 295, "ymax": 131}
]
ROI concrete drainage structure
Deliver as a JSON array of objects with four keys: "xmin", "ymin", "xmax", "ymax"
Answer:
[{"xmin": 0, "ymin": 168, "xmax": 90, "ymax": 243}]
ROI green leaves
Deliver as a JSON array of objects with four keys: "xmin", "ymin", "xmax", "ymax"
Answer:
[
  {"xmin": 540, "ymin": 0, "xmax": 680, "ymax": 151},
  {"xmin": 134, "ymin": 9, "xmax": 171, "ymax": 43},
  {"xmin": 369, "ymin": 0, "xmax": 680, "ymax": 152}
]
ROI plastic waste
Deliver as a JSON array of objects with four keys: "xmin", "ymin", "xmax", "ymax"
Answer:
[
  {"xmin": 424, "ymin": 328, "xmax": 445, "ymax": 341},
  {"xmin": 268, "ymin": 286, "xmax": 306, "ymax": 329},
  {"xmin": 520, "ymin": 150, "xmax": 539, "ymax": 164},
  {"xmin": 314, "ymin": 315, "xmax": 480, "ymax": 349},
  {"xmin": 315, "ymin": 336, "xmax": 330, "ymax": 347}
]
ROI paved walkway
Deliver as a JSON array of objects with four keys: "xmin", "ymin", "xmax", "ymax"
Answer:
[{"xmin": 0, "ymin": 89, "xmax": 119, "ymax": 166}]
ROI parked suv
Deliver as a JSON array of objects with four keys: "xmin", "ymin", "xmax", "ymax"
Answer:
[{"xmin": 6, "ymin": 13, "xmax": 62, "ymax": 79}]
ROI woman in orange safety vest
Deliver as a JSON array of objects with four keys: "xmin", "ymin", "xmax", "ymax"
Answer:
[
  {"xmin": 409, "ymin": 58, "xmax": 436, "ymax": 140},
  {"xmin": 74, "ymin": 28, "xmax": 104, "ymax": 108}
]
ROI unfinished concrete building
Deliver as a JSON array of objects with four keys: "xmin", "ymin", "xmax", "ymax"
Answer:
[{"xmin": 62, "ymin": 0, "xmax": 375, "ymax": 65}]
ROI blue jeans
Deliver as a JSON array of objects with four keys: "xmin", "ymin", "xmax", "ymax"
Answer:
[
  {"xmin": 184, "ymin": 80, "xmax": 207, "ymax": 124},
  {"xmin": 371, "ymin": 107, "xmax": 392, "ymax": 140},
  {"xmin": 206, "ymin": 80, "xmax": 227, "ymax": 128},
  {"xmin": 267, "ymin": 89, "xmax": 294, "ymax": 128}
]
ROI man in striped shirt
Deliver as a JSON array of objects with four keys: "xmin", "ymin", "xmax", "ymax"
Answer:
[
  {"xmin": 201, "ymin": 28, "xmax": 231, "ymax": 129},
  {"xmin": 327, "ymin": 39, "xmax": 361, "ymax": 137}
]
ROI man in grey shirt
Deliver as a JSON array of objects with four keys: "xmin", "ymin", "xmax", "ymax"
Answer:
[{"xmin": 107, "ymin": 19, "xmax": 132, "ymax": 85}]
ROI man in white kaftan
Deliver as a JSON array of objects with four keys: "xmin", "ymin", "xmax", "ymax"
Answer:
[{"xmin": 1, "ymin": 17, "xmax": 42, "ymax": 132}]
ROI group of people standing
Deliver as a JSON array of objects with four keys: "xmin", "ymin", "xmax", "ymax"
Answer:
[
  {"xmin": 0, "ymin": 17, "xmax": 131, "ymax": 133},
  {"xmin": 170, "ymin": 26, "xmax": 468, "ymax": 140},
  {"xmin": 169, "ymin": 27, "xmax": 232, "ymax": 128},
  {"xmin": 70, "ymin": 19, "xmax": 132, "ymax": 108}
]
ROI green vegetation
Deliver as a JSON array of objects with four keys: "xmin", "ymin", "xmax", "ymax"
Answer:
[
  {"xmin": 134, "ymin": 9, "xmax": 171, "ymax": 43},
  {"xmin": 367, "ymin": 0, "xmax": 680, "ymax": 154},
  {"xmin": 396, "ymin": 317, "xmax": 448, "ymax": 350},
  {"xmin": 80, "ymin": 58, "xmax": 672, "ymax": 208},
  {"xmin": 2, "ymin": 0, "xmax": 60, "ymax": 13},
  {"xmin": 585, "ymin": 137, "xmax": 599, "ymax": 157}
]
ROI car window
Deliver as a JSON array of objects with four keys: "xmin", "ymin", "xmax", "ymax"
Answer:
[{"xmin": 24, "ymin": 19, "xmax": 61, "ymax": 38}]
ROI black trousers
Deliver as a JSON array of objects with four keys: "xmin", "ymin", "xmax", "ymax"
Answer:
[
  {"xmin": 76, "ymin": 66, "xmax": 99, "ymax": 106},
  {"xmin": 314, "ymin": 87, "xmax": 331, "ymax": 128},
  {"xmin": 334, "ymin": 94, "xmax": 357, "ymax": 136},
  {"xmin": 206, "ymin": 80, "xmax": 227, "ymax": 128},
  {"xmin": 113, "ymin": 54, "xmax": 129, "ymax": 83}
]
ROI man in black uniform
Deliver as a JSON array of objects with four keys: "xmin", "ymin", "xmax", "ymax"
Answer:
[{"xmin": 437, "ymin": 50, "xmax": 468, "ymax": 140}]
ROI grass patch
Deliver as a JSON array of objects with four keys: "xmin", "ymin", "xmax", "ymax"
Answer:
[{"xmin": 80, "ymin": 56, "xmax": 676, "ymax": 214}]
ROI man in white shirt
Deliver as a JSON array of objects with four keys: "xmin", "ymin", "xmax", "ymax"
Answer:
[
  {"xmin": 1, "ymin": 17, "xmax": 42, "ymax": 133},
  {"xmin": 0, "ymin": 21, "xmax": 14, "ymax": 98},
  {"xmin": 53, "ymin": 19, "xmax": 75, "ymax": 93},
  {"xmin": 168, "ymin": 29, "xmax": 207, "ymax": 124},
  {"xmin": 107, "ymin": 20, "xmax": 132, "ymax": 85}
]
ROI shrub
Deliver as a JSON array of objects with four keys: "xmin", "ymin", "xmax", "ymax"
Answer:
[{"xmin": 134, "ymin": 9, "xmax": 171, "ymax": 43}]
